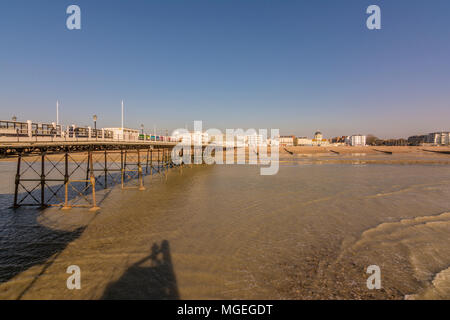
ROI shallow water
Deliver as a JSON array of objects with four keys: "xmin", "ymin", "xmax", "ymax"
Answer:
[{"xmin": 0, "ymin": 157, "xmax": 450, "ymax": 299}]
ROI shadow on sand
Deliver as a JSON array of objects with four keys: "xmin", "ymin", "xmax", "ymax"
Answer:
[
  {"xmin": 0, "ymin": 170, "xmax": 151, "ymax": 286},
  {"xmin": 0, "ymin": 193, "xmax": 86, "ymax": 288},
  {"xmin": 102, "ymin": 240, "xmax": 179, "ymax": 299}
]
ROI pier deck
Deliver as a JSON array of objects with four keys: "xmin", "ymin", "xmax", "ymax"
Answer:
[{"xmin": 0, "ymin": 140, "xmax": 177, "ymax": 157}]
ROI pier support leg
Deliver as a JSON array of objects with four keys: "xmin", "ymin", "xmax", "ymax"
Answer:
[
  {"xmin": 85, "ymin": 150, "xmax": 90, "ymax": 189},
  {"xmin": 62, "ymin": 151, "xmax": 71, "ymax": 210},
  {"xmin": 150, "ymin": 149, "xmax": 153, "ymax": 176},
  {"xmin": 104, "ymin": 150, "xmax": 108, "ymax": 189},
  {"xmin": 121, "ymin": 149, "xmax": 124, "ymax": 189},
  {"xmin": 146, "ymin": 148, "xmax": 150, "ymax": 174},
  {"xmin": 137, "ymin": 148, "xmax": 145, "ymax": 191},
  {"xmin": 13, "ymin": 153, "xmax": 22, "ymax": 208},
  {"xmin": 40, "ymin": 152, "xmax": 46, "ymax": 208},
  {"xmin": 158, "ymin": 149, "xmax": 161, "ymax": 173},
  {"xmin": 165, "ymin": 149, "xmax": 168, "ymax": 181},
  {"xmin": 89, "ymin": 151, "xmax": 100, "ymax": 211}
]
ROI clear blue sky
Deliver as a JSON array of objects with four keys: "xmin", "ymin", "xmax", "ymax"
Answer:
[{"xmin": 0, "ymin": 0, "xmax": 449, "ymax": 138}]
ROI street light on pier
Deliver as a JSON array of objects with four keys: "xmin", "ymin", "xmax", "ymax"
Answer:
[
  {"xmin": 93, "ymin": 114, "xmax": 98, "ymax": 140},
  {"xmin": 12, "ymin": 116, "xmax": 18, "ymax": 142}
]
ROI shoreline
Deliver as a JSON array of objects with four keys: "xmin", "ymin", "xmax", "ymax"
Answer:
[{"xmin": 0, "ymin": 146, "xmax": 449, "ymax": 163}]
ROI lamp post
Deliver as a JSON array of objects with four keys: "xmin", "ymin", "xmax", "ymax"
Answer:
[
  {"xmin": 141, "ymin": 124, "xmax": 145, "ymax": 141},
  {"xmin": 93, "ymin": 115, "xmax": 97, "ymax": 140},
  {"xmin": 12, "ymin": 116, "xmax": 18, "ymax": 141}
]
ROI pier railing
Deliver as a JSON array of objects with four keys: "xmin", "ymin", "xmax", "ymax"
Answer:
[{"xmin": 0, "ymin": 120, "xmax": 178, "ymax": 144}]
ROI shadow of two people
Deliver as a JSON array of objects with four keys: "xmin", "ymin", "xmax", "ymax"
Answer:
[{"xmin": 102, "ymin": 240, "xmax": 180, "ymax": 300}]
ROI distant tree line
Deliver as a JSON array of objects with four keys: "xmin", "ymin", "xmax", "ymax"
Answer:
[
  {"xmin": 366, "ymin": 134, "xmax": 412, "ymax": 146},
  {"xmin": 330, "ymin": 134, "xmax": 427, "ymax": 146}
]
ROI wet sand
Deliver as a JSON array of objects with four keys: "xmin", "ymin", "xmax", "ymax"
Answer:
[
  {"xmin": 0, "ymin": 153, "xmax": 449, "ymax": 300},
  {"xmin": 281, "ymin": 145, "xmax": 450, "ymax": 155}
]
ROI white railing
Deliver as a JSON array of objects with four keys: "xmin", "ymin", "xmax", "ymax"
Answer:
[{"xmin": 0, "ymin": 120, "xmax": 179, "ymax": 144}]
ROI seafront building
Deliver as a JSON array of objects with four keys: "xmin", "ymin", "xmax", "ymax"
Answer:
[
  {"xmin": 296, "ymin": 137, "xmax": 312, "ymax": 146},
  {"xmin": 175, "ymin": 131, "xmax": 268, "ymax": 147},
  {"xmin": 346, "ymin": 135, "xmax": 366, "ymax": 146},
  {"xmin": 172, "ymin": 130, "xmax": 210, "ymax": 145},
  {"xmin": 311, "ymin": 130, "xmax": 329, "ymax": 146},
  {"xmin": 279, "ymin": 136, "xmax": 295, "ymax": 146},
  {"xmin": 246, "ymin": 133, "xmax": 265, "ymax": 146},
  {"xmin": 295, "ymin": 131, "xmax": 330, "ymax": 146},
  {"xmin": 407, "ymin": 132, "xmax": 450, "ymax": 146},
  {"xmin": 427, "ymin": 132, "xmax": 450, "ymax": 145}
]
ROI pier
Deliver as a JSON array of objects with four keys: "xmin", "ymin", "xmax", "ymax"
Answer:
[
  {"xmin": 0, "ymin": 119, "xmax": 189, "ymax": 210},
  {"xmin": 8, "ymin": 141, "xmax": 181, "ymax": 211},
  {"xmin": 0, "ymin": 123, "xmax": 204, "ymax": 210}
]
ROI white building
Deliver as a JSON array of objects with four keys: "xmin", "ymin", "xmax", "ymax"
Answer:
[
  {"xmin": 279, "ymin": 136, "xmax": 294, "ymax": 146},
  {"xmin": 246, "ymin": 134, "xmax": 265, "ymax": 146},
  {"xmin": 296, "ymin": 131, "xmax": 329, "ymax": 146},
  {"xmin": 103, "ymin": 127, "xmax": 140, "ymax": 141},
  {"xmin": 346, "ymin": 135, "xmax": 366, "ymax": 146},
  {"xmin": 427, "ymin": 132, "xmax": 450, "ymax": 145},
  {"xmin": 296, "ymin": 137, "xmax": 312, "ymax": 146},
  {"xmin": 311, "ymin": 130, "xmax": 329, "ymax": 146},
  {"xmin": 173, "ymin": 130, "xmax": 209, "ymax": 145},
  {"xmin": 314, "ymin": 131, "xmax": 323, "ymax": 141}
]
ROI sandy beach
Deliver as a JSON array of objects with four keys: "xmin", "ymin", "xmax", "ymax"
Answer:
[
  {"xmin": 280, "ymin": 145, "xmax": 450, "ymax": 155},
  {"xmin": 1, "ymin": 159, "xmax": 449, "ymax": 299}
]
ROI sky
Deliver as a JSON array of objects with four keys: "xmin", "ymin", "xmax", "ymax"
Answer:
[{"xmin": 0, "ymin": 0, "xmax": 449, "ymax": 139}]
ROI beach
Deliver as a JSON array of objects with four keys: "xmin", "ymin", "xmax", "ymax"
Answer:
[{"xmin": 0, "ymin": 149, "xmax": 449, "ymax": 299}]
